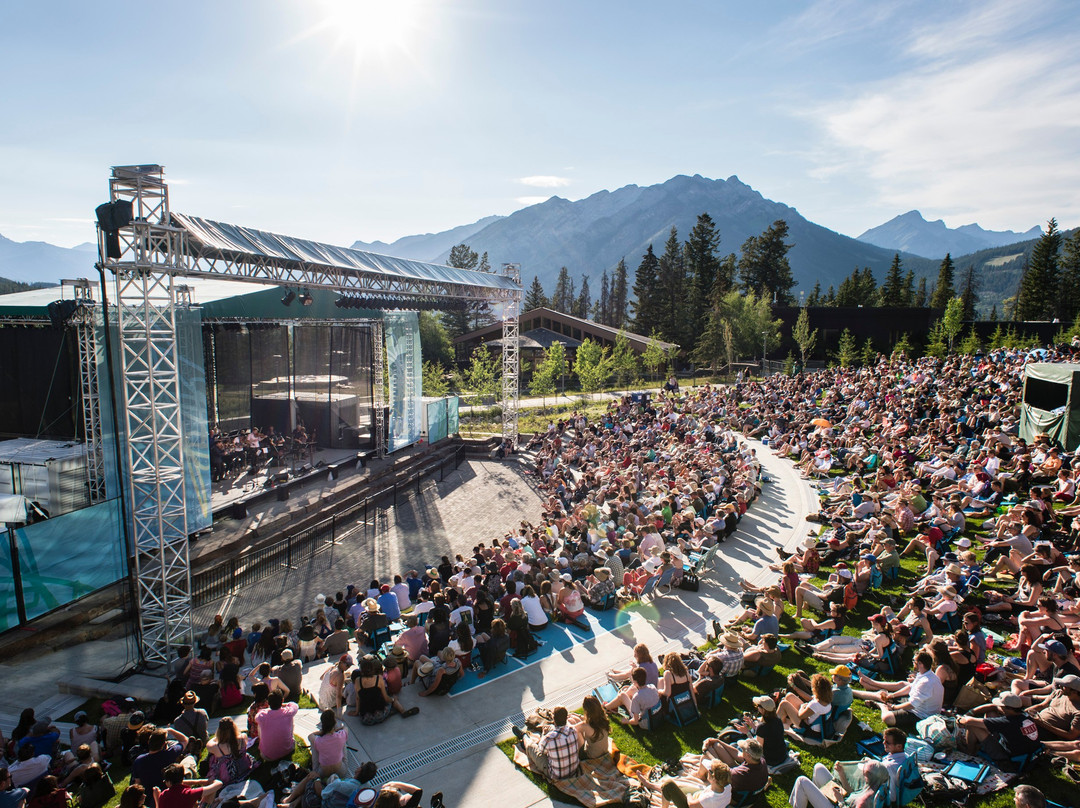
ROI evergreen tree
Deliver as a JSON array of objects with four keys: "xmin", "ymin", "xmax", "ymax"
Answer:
[
  {"xmin": 738, "ymin": 219, "xmax": 796, "ymax": 304},
  {"xmin": 806, "ymin": 281, "xmax": 822, "ymax": 307},
  {"xmin": 631, "ymin": 246, "xmax": 660, "ymax": 332},
  {"xmin": 422, "ymin": 361, "xmax": 449, "ymax": 398},
  {"xmin": 1060, "ymin": 229, "xmax": 1080, "ymax": 325},
  {"xmin": 656, "ymin": 227, "xmax": 689, "ymax": 345},
  {"xmin": 523, "ymin": 275, "xmax": 548, "ymax": 312},
  {"xmin": 879, "ymin": 254, "xmax": 906, "ymax": 306},
  {"xmin": 836, "ymin": 328, "xmax": 857, "ymax": 367},
  {"xmin": 477, "ymin": 252, "xmax": 490, "ymax": 272},
  {"xmin": 610, "ymin": 258, "xmax": 629, "ymax": 329},
  {"xmin": 834, "ymin": 268, "xmax": 863, "ymax": 307},
  {"xmin": 959, "ymin": 265, "xmax": 978, "ymax": 322},
  {"xmin": 859, "ymin": 267, "xmax": 878, "ymax": 303},
  {"xmin": 597, "ymin": 269, "xmax": 611, "ymax": 325},
  {"xmin": 929, "ymin": 253, "xmax": 956, "ymax": 309},
  {"xmin": 443, "ymin": 244, "xmax": 480, "ymax": 337},
  {"xmin": 1015, "ymin": 218, "xmax": 1062, "ymax": 321},
  {"xmin": 551, "ymin": 267, "xmax": 575, "ymax": 314},
  {"xmin": 914, "ymin": 277, "xmax": 928, "ymax": 307},
  {"xmin": 860, "ymin": 338, "xmax": 876, "ymax": 367},
  {"xmin": 573, "ymin": 274, "xmax": 591, "ymax": 319},
  {"xmin": 989, "ymin": 304, "xmax": 998, "ymax": 322},
  {"xmin": 901, "ymin": 270, "xmax": 916, "ymax": 306},
  {"xmin": 825, "ymin": 286, "xmax": 836, "ymax": 305},
  {"xmin": 684, "ymin": 213, "xmax": 723, "ymax": 344}
]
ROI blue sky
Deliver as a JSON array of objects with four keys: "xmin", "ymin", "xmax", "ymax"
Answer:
[{"xmin": 1, "ymin": 0, "xmax": 1077, "ymax": 247}]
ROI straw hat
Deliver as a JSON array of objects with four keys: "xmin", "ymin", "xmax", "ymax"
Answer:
[
  {"xmin": 181, "ymin": 691, "xmax": 199, "ymax": 707},
  {"xmin": 389, "ymin": 646, "xmax": 409, "ymax": 661},
  {"xmin": 594, "ymin": 567, "xmax": 611, "ymax": 580},
  {"xmin": 944, "ymin": 563, "xmax": 962, "ymax": 576},
  {"xmin": 721, "ymin": 633, "xmax": 743, "ymax": 650},
  {"xmin": 363, "ymin": 598, "xmax": 380, "ymax": 613},
  {"xmin": 802, "ymin": 537, "xmax": 818, "ymax": 550},
  {"xmin": 941, "ymin": 586, "xmax": 957, "ymax": 598},
  {"xmin": 756, "ymin": 599, "xmax": 776, "ymax": 616},
  {"xmin": 417, "ymin": 661, "xmax": 435, "ymax": 676}
]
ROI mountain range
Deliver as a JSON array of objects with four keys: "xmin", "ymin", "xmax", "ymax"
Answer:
[
  {"xmin": 0, "ymin": 175, "xmax": 1050, "ymax": 313},
  {"xmin": 856, "ymin": 210, "xmax": 1041, "ymax": 259}
]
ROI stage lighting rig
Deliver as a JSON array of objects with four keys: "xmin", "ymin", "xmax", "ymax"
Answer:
[
  {"xmin": 281, "ymin": 290, "xmax": 296, "ymax": 306},
  {"xmin": 298, "ymin": 289, "xmax": 314, "ymax": 306}
]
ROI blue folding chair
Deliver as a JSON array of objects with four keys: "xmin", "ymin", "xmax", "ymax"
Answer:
[
  {"xmin": 639, "ymin": 701, "xmax": 666, "ymax": 731},
  {"xmin": 702, "ymin": 679, "xmax": 725, "ymax": 709},
  {"xmin": 730, "ymin": 781, "xmax": 771, "ymax": 807},
  {"xmin": 666, "ymin": 689, "xmax": 701, "ymax": 727}
]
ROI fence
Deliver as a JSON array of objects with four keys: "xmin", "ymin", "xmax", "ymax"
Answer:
[{"xmin": 190, "ymin": 446, "xmax": 465, "ymax": 606}]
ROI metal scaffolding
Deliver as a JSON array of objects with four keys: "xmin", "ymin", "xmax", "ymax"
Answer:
[
  {"xmin": 501, "ymin": 263, "xmax": 521, "ymax": 444},
  {"xmin": 99, "ymin": 164, "xmax": 520, "ymax": 664},
  {"xmin": 372, "ymin": 319, "xmax": 386, "ymax": 458},
  {"xmin": 63, "ymin": 279, "xmax": 108, "ymax": 505}
]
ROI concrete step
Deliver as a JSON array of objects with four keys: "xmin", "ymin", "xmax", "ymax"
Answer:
[{"xmin": 58, "ymin": 672, "xmax": 166, "ymax": 704}]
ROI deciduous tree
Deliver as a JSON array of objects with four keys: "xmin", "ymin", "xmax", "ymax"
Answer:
[{"xmin": 573, "ymin": 338, "xmax": 614, "ymax": 393}]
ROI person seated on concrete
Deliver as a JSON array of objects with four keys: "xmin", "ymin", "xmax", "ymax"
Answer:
[
  {"xmin": 580, "ymin": 567, "xmax": 615, "ymax": 609},
  {"xmin": 273, "ymin": 649, "xmax": 304, "ymax": 704},
  {"xmin": 355, "ymin": 599, "xmax": 390, "ymax": 648},
  {"xmin": 253, "ymin": 692, "xmax": 298, "ymax": 762},
  {"xmin": 603, "ymin": 667, "xmax": 660, "ymax": 726},
  {"xmin": 414, "ymin": 648, "xmax": 463, "ymax": 697},
  {"xmin": 246, "ymin": 663, "xmax": 290, "ymax": 700},
  {"xmin": 323, "ymin": 617, "xmax": 352, "ymax": 658},
  {"xmin": 376, "ymin": 584, "xmax": 401, "ymax": 622},
  {"xmin": 554, "ymin": 577, "xmax": 591, "ymax": 631},
  {"xmin": 16, "ymin": 718, "xmax": 59, "ymax": 761}
]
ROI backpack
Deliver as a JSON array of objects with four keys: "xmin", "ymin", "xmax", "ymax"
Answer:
[
  {"xmin": 101, "ymin": 698, "xmax": 124, "ymax": 717},
  {"xmin": 843, "ymin": 582, "xmax": 859, "ymax": 611}
]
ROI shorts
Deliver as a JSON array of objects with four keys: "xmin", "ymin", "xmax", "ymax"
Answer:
[{"xmin": 892, "ymin": 710, "xmax": 919, "ymax": 731}]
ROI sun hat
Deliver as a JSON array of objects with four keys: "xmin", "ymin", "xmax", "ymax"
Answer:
[
  {"xmin": 594, "ymin": 567, "xmax": 611, "ymax": 580},
  {"xmin": 128, "ymin": 711, "xmax": 145, "ymax": 728},
  {"xmin": 941, "ymin": 586, "xmax": 957, "ymax": 598},
  {"xmin": 561, "ymin": 573, "xmax": 572, "ymax": 583},
  {"xmin": 363, "ymin": 598, "xmax": 379, "ymax": 613},
  {"xmin": 389, "ymin": 646, "xmax": 409, "ymax": 660},
  {"xmin": 830, "ymin": 665, "xmax": 853, "ymax": 679},
  {"xmin": 417, "ymin": 661, "xmax": 435, "ymax": 676},
  {"xmin": 802, "ymin": 537, "xmax": 818, "ymax": 550},
  {"xmin": 756, "ymin": 599, "xmax": 776, "ymax": 616},
  {"xmin": 752, "ymin": 695, "xmax": 776, "ymax": 712},
  {"xmin": 721, "ymin": 632, "xmax": 743, "ymax": 650},
  {"xmin": 181, "ymin": 691, "xmax": 198, "ymax": 707},
  {"xmin": 993, "ymin": 692, "xmax": 1023, "ymax": 709},
  {"xmin": 836, "ymin": 568, "xmax": 853, "ymax": 579},
  {"xmin": 945, "ymin": 563, "xmax": 963, "ymax": 576}
]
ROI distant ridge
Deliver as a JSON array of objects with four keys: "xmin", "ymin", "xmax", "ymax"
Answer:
[
  {"xmin": 350, "ymin": 215, "xmax": 503, "ymax": 262},
  {"xmin": 857, "ymin": 210, "xmax": 1041, "ymax": 259}
]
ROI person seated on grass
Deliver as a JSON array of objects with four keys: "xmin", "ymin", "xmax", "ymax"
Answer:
[
  {"xmin": 984, "ymin": 564, "xmax": 1043, "ymax": 615},
  {"xmin": 788, "ymin": 665, "xmax": 854, "ymax": 714},
  {"xmin": 76, "ymin": 765, "xmax": 114, "ymax": 808},
  {"xmin": 852, "ymin": 650, "xmax": 944, "ymax": 730},
  {"xmin": 789, "ymin": 757, "xmax": 889, "ymax": 808},
  {"xmin": 603, "ymin": 666, "xmax": 660, "ymax": 726},
  {"xmin": 1016, "ymin": 597, "xmax": 1072, "ymax": 655},
  {"xmin": 253, "ymin": 691, "xmax": 298, "ymax": 762},
  {"xmin": 608, "ymin": 643, "xmax": 659, "ymax": 686},
  {"xmin": 692, "ymin": 657, "xmax": 725, "ymax": 702},
  {"xmin": 513, "ymin": 706, "xmax": 581, "ymax": 781},
  {"xmin": 151, "ymin": 764, "xmax": 222, "ymax": 808},
  {"xmin": 204, "ymin": 717, "xmax": 251, "ymax": 786},
  {"xmin": 696, "ymin": 737, "xmax": 767, "ymax": 795},
  {"xmin": 634, "ymin": 759, "xmax": 731, "ymax": 808},
  {"xmin": 892, "ymin": 595, "xmax": 933, "ymax": 643},
  {"xmin": 742, "ymin": 634, "xmax": 782, "ymax": 672},
  {"xmin": 1016, "ymin": 635, "xmax": 1080, "ymax": 699},
  {"xmin": 776, "ymin": 672, "xmax": 833, "ymax": 734},
  {"xmin": 811, "ymin": 613, "xmax": 893, "ymax": 667},
  {"xmin": 727, "ymin": 695, "xmax": 789, "ymax": 769},
  {"xmin": 725, "ymin": 589, "xmax": 784, "ymax": 637},
  {"xmin": 793, "ymin": 566, "xmax": 854, "ymax": 620},
  {"xmin": 565, "ymin": 695, "xmax": 611, "ymax": 761},
  {"xmin": 772, "ymin": 538, "xmax": 821, "ymax": 576},
  {"xmin": 27, "ymin": 776, "xmax": 67, "ymax": 808},
  {"xmin": 658, "ymin": 652, "xmax": 696, "ymax": 709},
  {"xmin": 957, "ymin": 692, "xmax": 1041, "ymax": 766},
  {"xmin": 783, "ymin": 602, "xmax": 845, "ymax": 644}
]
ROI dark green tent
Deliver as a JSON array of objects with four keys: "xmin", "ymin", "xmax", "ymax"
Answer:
[{"xmin": 1019, "ymin": 362, "xmax": 1080, "ymax": 451}]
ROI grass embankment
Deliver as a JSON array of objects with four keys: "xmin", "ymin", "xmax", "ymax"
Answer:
[{"xmin": 498, "ymin": 508, "xmax": 1070, "ymax": 807}]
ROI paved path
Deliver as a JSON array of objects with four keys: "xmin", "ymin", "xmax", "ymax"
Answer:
[{"xmin": 1, "ymin": 438, "xmax": 814, "ymax": 808}]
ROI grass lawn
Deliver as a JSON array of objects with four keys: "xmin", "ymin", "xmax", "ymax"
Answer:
[
  {"xmin": 498, "ymin": 511, "xmax": 1070, "ymax": 807},
  {"xmin": 57, "ymin": 694, "xmax": 317, "ymax": 808}
]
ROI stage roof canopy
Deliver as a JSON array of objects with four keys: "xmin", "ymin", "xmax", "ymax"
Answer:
[{"xmin": 172, "ymin": 213, "xmax": 519, "ymax": 294}]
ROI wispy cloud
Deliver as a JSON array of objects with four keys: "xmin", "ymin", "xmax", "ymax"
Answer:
[
  {"xmin": 515, "ymin": 196, "xmax": 551, "ymax": 206},
  {"xmin": 768, "ymin": 0, "xmax": 900, "ymax": 55},
  {"xmin": 807, "ymin": 1, "xmax": 1080, "ymax": 229},
  {"xmin": 518, "ymin": 175, "xmax": 570, "ymax": 188}
]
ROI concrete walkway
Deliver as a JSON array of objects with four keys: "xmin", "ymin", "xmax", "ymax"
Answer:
[{"xmin": 0, "ymin": 438, "xmax": 814, "ymax": 808}]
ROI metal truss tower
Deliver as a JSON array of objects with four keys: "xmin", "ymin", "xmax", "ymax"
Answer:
[
  {"xmin": 371, "ymin": 319, "xmax": 386, "ymax": 458},
  {"xmin": 63, "ymin": 279, "xmax": 108, "ymax": 504},
  {"xmin": 104, "ymin": 166, "xmax": 192, "ymax": 664},
  {"xmin": 500, "ymin": 263, "xmax": 521, "ymax": 444}
]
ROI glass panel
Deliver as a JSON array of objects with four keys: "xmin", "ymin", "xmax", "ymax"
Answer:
[{"xmin": 0, "ymin": 527, "xmax": 21, "ymax": 631}]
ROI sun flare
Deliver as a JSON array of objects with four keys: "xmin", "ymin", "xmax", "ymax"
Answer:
[{"xmin": 313, "ymin": 0, "xmax": 423, "ymax": 63}]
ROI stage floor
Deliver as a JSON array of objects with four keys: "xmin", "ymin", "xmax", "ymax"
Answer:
[{"xmin": 209, "ymin": 447, "xmax": 361, "ymax": 513}]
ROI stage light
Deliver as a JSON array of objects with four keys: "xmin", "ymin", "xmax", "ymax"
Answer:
[
  {"xmin": 299, "ymin": 290, "xmax": 314, "ymax": 306},
  {"xmin": 281, "ymin": 290, "xmax": 296, "ymax": 306}
]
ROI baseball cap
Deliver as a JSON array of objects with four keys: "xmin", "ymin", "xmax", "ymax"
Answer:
[
  {"xmin": 1042, "ymin": 640, "xmax": 1068, "ymax": 656},
  {"xmin": 1054, "ymin": 674, "xmax": 1080, "ymax": 692},
  {"xmin": 830, "ymin": 665, "xmax": 852, "ymax": 679},
  {"xmin": 993, "ymin": 693, "xmax": 1023, "ymax": 709}
]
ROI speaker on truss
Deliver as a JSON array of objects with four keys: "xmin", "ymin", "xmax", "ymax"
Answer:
[{"xmin": 95, "ymin": 199, "xmax": 133, "ymax": 259}]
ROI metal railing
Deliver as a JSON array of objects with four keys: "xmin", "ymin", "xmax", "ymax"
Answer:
[{"xmin": 191, "ymin": 446, "xmax": 465, "ymax": 606}]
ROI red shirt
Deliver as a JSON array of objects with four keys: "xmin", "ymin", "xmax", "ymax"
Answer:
[{"xmin": 157, "ymin": 786, "xmax": 202, "ymax": 808}]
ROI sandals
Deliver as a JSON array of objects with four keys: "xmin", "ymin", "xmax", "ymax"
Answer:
[{"xmin": 402, "ymin": 706, "xmax": 420, "ymax": 718}]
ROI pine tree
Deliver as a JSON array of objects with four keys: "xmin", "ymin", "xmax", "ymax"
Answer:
[
  {"xmin": 929, "ymin": 254, "xmax": 956, "ymax": 309},
  {"xmin": 914, "ymin": 277, "xmax": 928, "ymax": 307},
  {"xmin": 738, "ymin": 219, "xmax": 795, "ymax": 304},
  {"xmin": 523, "ymin": 275, "xmax": 548, "ymax": 312},
  {"xmin": 806, "ymin": 281, "xmax": 822, "ymax": 307},
  {"xmin": 443, "ymin": 244, "xmax": 480, "ymax": 337},
  {"xmin": 684, "ymin": 213, "xmax": 723, "ymax": 345},
  {"xmin": 551, "ymin": 267, "xmax": 575, "ymax": 314},
  {"xmin": 477, "ymin": 252, "xmax": 490, "ymax": 272},
  {"xmin": 631, "ymin": 246, "xmax": 661, "ymax": 334},
  {"xmin": 1015, "ymin": 218, "xmax": 1062, "ymax": 321},
  {"xmin": 825, "ymin": 286, "xmax": 836, "ymax": 305},
  {"xmin": 597, "ymin": 269, "xmax": 611, "ymax": 325},
  {"xmin": 959, "ymin": 265, "xmax": 978, "ymax": 322},
  {"xmin": 860, "ymin": 338, "xmax": 876, "ymax": 367},
  {"xmin": 989, "ymin": 304, "xmax": 998, "ymax": 322},
  {"xmin": 879, "ymin": 254, "xmax": 905, "ymax": 307},
  {"xmin": 1060, "ymin": 229, "xmax": 1080, "ymax": 324},
  {"xmin": 859, "ymin": 267, "xmax": 877, "ymax": 303},
  {"xmin": 611, "ymin": 258, "xmax": 629, "ymax": 329},
  {"xmin": 573, "ymin": 274, "xmax": 591, "ymax": 319},
  {"xmin": 836, "ymin": 329, "xmax": 857, "ymax": 367},
  {"xmin": 901, "ymin": 270, "xmax": 916, "ymax": 306},
  {"xmin": 656, "ymin": 227, "xmax": 689, "ymax": 345},
  {"xmin": 834, "ymin": 268, "xmax": 861, "ymax": 307}
]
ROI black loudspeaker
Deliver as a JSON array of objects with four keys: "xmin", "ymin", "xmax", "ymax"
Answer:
[
  {"xmin": 95, "ymin": 200, "xmax": 133, "ymax": 259},
  {"xmin": 230, "ymin": 502, "xmax": 248, "ymax": 519},
  {"xmin": 276, "ymin": 488, "xmax": 290, "ymax": 502},
  {"xmin": 265, "ymin": 471, "xmax": 289, "ymax": 489},
  {"xmin": 299, "ymin": 464, "xmax": 313, "ymax": 474}
]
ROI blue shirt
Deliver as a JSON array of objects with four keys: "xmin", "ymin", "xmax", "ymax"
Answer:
[
  {"xmin": 752, "ymin": 615, "xmax": 780, "ymax": 638},
  {"xmin": 377, "ymin": 592, "xmax": 401, "ymax": 621},
  {"xmin": 0, "ymin": 787, "xmax": 29, "ymax": 808}
]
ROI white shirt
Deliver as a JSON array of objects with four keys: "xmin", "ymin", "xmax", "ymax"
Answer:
[
  {"xmin": 520, "ymin": 595, "xmax": 548, "ymax": 626},
  {"xmin": 909, "ymin": 669, "xmax": 945, "ymax": 719},
  {"xmin": 10, "ymin": 754, "xmax": 51, "ymax": 787}
]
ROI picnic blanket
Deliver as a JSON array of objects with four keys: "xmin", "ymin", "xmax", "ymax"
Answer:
[{"xmin": 510, "ymin": 742, "xmax": 645, "ymax": 807}]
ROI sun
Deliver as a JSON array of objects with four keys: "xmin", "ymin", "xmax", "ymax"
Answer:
[{"xmin": 312, "ymin": 0, "xmax": 424, "ymax": 63}]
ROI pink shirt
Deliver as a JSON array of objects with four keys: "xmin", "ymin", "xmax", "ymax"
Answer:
[
  {"xmin": 254, "ymin": 702, "xmax": 298, "ymax": 760},
  {"xmin": 311, "ymin": 729, "xmax": 347, "ymax": 768}
]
